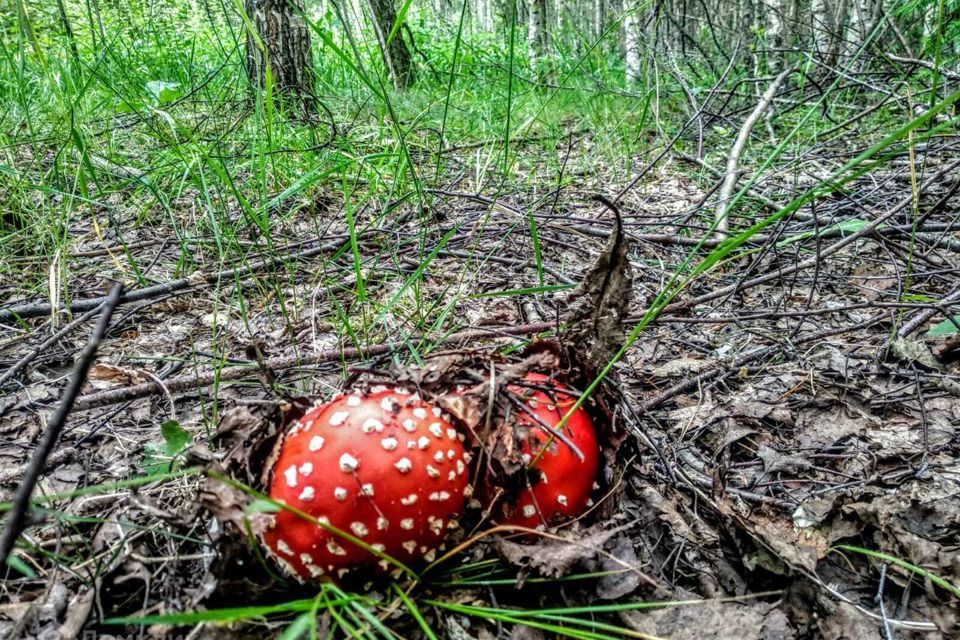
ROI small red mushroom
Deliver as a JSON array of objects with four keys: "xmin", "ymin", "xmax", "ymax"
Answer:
[
  {"xmin": 262, "ymin": 386, "xmax": 469, "ymax": 580},
  {"xmin": 484, "ymin": 372, "xmax": 600, "ymax": 531}
]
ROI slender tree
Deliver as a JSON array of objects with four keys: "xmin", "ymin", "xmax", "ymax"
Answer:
[
  {"xmin": 244, "ymin": 0, "xmax": 315, "ymax": 114},
  {"xmin": 366, "ymin": 0, "xmax": 415, "ymax": 89},
  {"xmin": 528, "ymin": 0, "xmax": 549, "ymax": 69}
]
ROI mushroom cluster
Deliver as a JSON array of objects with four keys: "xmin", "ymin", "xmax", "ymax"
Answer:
[
  {"xmin": 262, "ymin": 386, "xmax": 469, "ymax": 580},
  {"xmin": 481, "ymin": 372, "xmax": 600, "ymax": 531}
]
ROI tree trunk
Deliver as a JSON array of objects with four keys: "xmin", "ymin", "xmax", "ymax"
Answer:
[
  {"xmin": 528, "ymin": 0, "xmax": 549, "ymax": 69},
  {"xmin": 765, "ymin": 0, "xmax": 785, "ymax": 71},
  {"xmin": 244, "ymin": 0, "xmax": 315, "ymax": 113},
  {"xmin": 594, "ymin": 0, "xmax": 606, "ymax": 41},
  {"xmin": 366, "ymin": 0, "xmax": 415, "ymax": 89},
  {"xmin": 624, "ymin": 6, "xmax": 641, "ymax": 84},
  {"xmin": 810, "ymin": 0, "xmax": 831, "ymax": 59}
]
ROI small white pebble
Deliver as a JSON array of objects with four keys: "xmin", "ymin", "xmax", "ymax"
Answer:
[
  {"xmin": 284, "ymin": 465, "xmax": 298, "ymax": 488},
  {"xmin": 308, "ymin": 436, "xmax": 325, "ymax": 452},
  {"xmin": 334, "ymin": 487, "xmax": 348, "ymax": 501},
  {"xmin": 329, "ymin": 411, "xmax": 349, "ymax": 426},
  {"xmin": 299, "ymin": 486, "xmax": 315, "ymax": 501},
  {"xmin": 395, "ymin": 457, "xmax": 412, "ymax": 474},
  {"xmin": 400, "ymin": 518, "xmax": 414, "ymax": 530},
  {"xmin": 381, "ymin": 437, "xmax": 398, "ymax": 451},
  {"xmin": 339, "ymin": 453, "xmax": 359, "ymax": 472},
  {"xmin": 522, "ymin": 505, "xmax": 537, "ymax": 518}
]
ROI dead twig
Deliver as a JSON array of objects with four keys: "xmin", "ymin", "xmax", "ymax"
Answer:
[
  {"xmin": 0, "ymin": 282, "xmax": 124, "ymax": 568},
  {"xmin": 715, "ymin": 66, "xmax": 795, "ymax": 240}
]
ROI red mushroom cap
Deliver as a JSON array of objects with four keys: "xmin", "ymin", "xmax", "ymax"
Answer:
[
  {"xmin": 262, "ymin": 386, "xmax": 469, "ymax": 580},
  {"xmin": 485, "ymin": 372, "xmax": 600, "ymax": 531}
]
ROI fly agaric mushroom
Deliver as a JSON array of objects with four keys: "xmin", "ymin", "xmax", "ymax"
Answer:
[
  {"xmin": 484, "ymin": 372, "xmax": 600, "ymax": 531},
  {"xmin": 262, "ymin": 387, "xmax": 469, "ymax": 580}
]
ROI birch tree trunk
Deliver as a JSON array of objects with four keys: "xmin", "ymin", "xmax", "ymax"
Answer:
[
  {"xmin": 624, "ymin": 6, "xmax": 642, "ymax": 85},
  {"xmin": 244, "ymin": 0, "xmax": 315, "ymax": 114},
  {"xmin": 528, "ymin": 0, "xmax": 549, "ymax": 69},
  {"xmin": 594, "ymin": 0, "xmax": 606, "ymax": 41},
  {"xmin": 766, "ymin": 0, "xmax": 785, "ymax": 71},
  {"xmin": 810, "ymin": 0, "xmax": 831, "ymax": 59},
  {"xmin": 366, "ymin": 0, "xmax": 415, "ymax": 89}
]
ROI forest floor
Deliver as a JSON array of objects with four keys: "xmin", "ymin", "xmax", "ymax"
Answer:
[{"xmin": 1, "ymin": 109, "xmax": 960, "ymax": 639}]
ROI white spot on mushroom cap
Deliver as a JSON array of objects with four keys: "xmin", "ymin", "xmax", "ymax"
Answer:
[
  {"xmin": 426, "ymin": 465, "xmax": 440, "ymax": 479},
  {"xmin": 433, "ymin": 451, "xmax": 445, "ymax": 463},
  {"xmin": 428, "ymin": 491, "xmax": 450, "ymax": 502},
  {"xmin": 381, "ymin": 437, "xmax": 398, "ymax": 451},
  {"xmin": 522, "ymin": 505, "xmax": 537, "ymax": 518},
  {"xmin": 361, "ymin": 418, "xmax": 383, "ymax": 433},
  {"xmin": 395, "ymin": 457, "xmax": 412, "ymax": 473},
  {"xmin": 299, "ymin": 486, "xmax": 315, "ymax": 501},
  {"xmin": 300, "ymin": 552, "xmax": 314, "ymax": 565},
  {"xmin": 400, "ymin": 518, "xmax": 414, "ymax": 530},
  {"xmin": 329, "ymin": 411, "xmax": 349, "ymax": 426},
  {"xmin": 446, "ymin": 428, "xmax": 458, "ymax": 440},
  {"xmin": 428, "ymin": 423, "xmax": 443, "ymax": 438},
  {"xmin": 308, "ymin": 564, "xmax": 325, "ymax": 578},
  {"xmin": 334, "ymin": 487, "xmax": 348, "ymax": 501},
  {"xmin": 463, "ymin": 485, "xmax": 474, "ymax": 498},
  {"xmin": 432, "ymin": 407, "xmax": 442, "ymax": 417},
  {"xmin": 400, "ymin": 493, "xmax": 418, "ymax": 505},
  {"xmin": 521, "ymin": 453, "xmax": 532, "ymax": 464},
  {"xmin": 377, "ymin": 517, "xmax": 389, "ymax": 531},
  {"xmin": 456, "ymin": 460, "xmax": 465, "ymax": 475},
  {"xmin": 372, "ymin": 543, "xmax": 386, "ymax": 552},
  {"xmin": 448, "ymin": 470, "xmax": 456, "ymax": 481},
  {"xmin": 276, "ymin": 539, "xmax": 294, "ymax": 556},
  {"xmin": 370, "ymin": 385, "xmax": 388, "ymax": 394},
  {"xmin": 346, "ymin": 395, "xmax": 362, "ymax": 407},
  {"xmin": 361, "ymin": 483, "xmax": 374, "ymax": 496},
  {"xmin": 380, "ymin": 397, "xmax": 397, "ymax": 411},
  {"xmin": 447, "ymin": 449, "xmax": 456, "ymax": 460},
  {"xmin": 402, "ymin": 419, "xmax": 417, "ymax": 432},
  {"xmin": 308, "ymin": 436, "xmax": 325, "ymax": 452},
  {"xmin": 283, "ymin": 465, "xmax": 298, "ymax": 488},
  {"xmin": 299, "ymin": 462, "xmax": 313, "ymax": 476},
  {"xmin": 326, "ymin": 540, "xmax": 347, "ymax": 556},
  {"xmin": 350, "ymin": 522, "xmax": 369, "ymax": 537},
  {"xmin": 402, "ymin": 540, "xmax": 417, "ymax": 554},
  {"xmin": 417, "ymin": 436, "xmax": 431, "ymax": 450},
  {"xmin": 412, "ymin": 407, "xmax": 427, "ymax": 420},
  {"xmin": 423, "ymin": 549, "xmax": 437, "ymax": 562},
  {"xmin": 429, "ymin": 518, "xmax": 444, "ymax": 535},
  {"xmin": 339, "ymin": 453, "xmax": 359, "ymax": 472},
  {"xmin": 557, "ymin": 494, "xmax": 568, "ymax": 506}
]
